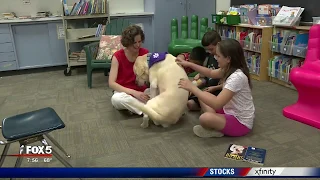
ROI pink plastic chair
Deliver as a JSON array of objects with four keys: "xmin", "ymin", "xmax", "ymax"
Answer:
[{"xmin": 283, "ymin": 24, "xmax": 320, "ymax": 129}]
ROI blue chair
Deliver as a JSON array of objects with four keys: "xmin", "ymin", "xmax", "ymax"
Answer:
[{"xmin": 0, "ymin": 107, "xmax": 73, "ymax": 168}]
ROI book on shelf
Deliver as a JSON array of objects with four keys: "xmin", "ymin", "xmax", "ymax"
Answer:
[
  {"xmin": 272, "ymin": 6, "xmax": 304, "ymax": 26},
  {"xmin": 268, "ymin": 55, "xmax": 303, "ymax": 82},
  {"xmin": 244, "ymin": 51, "xmax": 260, "ymax": 74},
  {"xmin": 271, "ymin": 28, "xmax": 309, "ymax": 57},
  {"xmin": 95, "ymin": 24, "xmax": 106, "ymax": 37},
  {"xmin": 76, "ymin": 24, "xmax": 105, "ymax": 39},
  {"xmin": 224, "ymin": 144, "xmax": 267, "ymax": 165},
  {"xmin": 216, "ymin": 26, "xmax": 237, "ymax": 39},
  {"xmin": 64, "ymin": 0, "xmax": 108, "ymax": 16}
]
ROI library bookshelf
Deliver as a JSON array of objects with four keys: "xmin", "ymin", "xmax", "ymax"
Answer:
[
  {"xmin": 61, "ymin": 0, "xmax": 110, "ymax": 76},
  {"xmin": 268, "ymin": 25, "xmax": 311, "ymax": 90},
  {"xmin": 215, "ymin": 24, "xmax": 273, "ymax": 81}
]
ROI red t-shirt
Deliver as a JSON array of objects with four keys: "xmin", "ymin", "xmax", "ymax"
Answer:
[
  {"xmin": 114, "ymin": 48, "xmax": 149, "ymax": 93},
  {"xmin": 181, "ymin": 53, "xmax": 195, "ymax": 74}
]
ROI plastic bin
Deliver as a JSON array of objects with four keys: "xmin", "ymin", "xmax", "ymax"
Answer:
[
  {"xmin": 212, "ymin": 14, "xmax": 223, "ymax": 24},
  {"xmin": 226, "ymin": 15, "xmax": 240, "ymax": 25},
  {"xmin": 256, "ymin": 16, "xmax": 272, "ymax": 26},
  {"xmin": 252, "ymin": 43, "xmax": 261, "ymax": 52},
  {"xmin": 272, "ymin": 16, "xmax": 301, "ymax": 26},
  {"xmin": 238, "ymin": 39, "xmax": 244, "ymax": 47},
  {"xmin": 243, "ymin": 41, "xmax": 251, "ymax": 49},
  {"xmin": 313, "ymin": 17, "xmax": 320, "ymax": 25},
  {"xmin": 280, "ymin": 44, "xmax": 293, "ymax": 55},
  {"xmin": 247, "ymin": 61, "xmax": 260, "ymax": 75},
  {"xmin": 279, "ymin": 70, "xmax": 289, "ymax": 82},
  {"xmin": 292, "ymin": 46, "xmax": 307, "ymax": 58},
  {"xmin": 269, "ymin": 42, "xmax": 280, "ymax": 52}
]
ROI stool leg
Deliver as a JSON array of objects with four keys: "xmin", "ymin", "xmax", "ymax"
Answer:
[
  {"xmin": 14, "ymin": 144, "xmax": 25, "ymax": 168},
  {"xmin": 41, "ymin": 139, "xmax": 72, "ymax": 168},
  {"xmin": 0, "ymin": 144, "xmax": 10, "ymax": 167},
  {"xmin": 45, "ymin": 134, "xmax": 71, "ymax": 158}
]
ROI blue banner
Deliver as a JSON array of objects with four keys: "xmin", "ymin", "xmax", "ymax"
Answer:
[
  {"xmin": 0, "ymin": 167, "xmax": 319, "ymax": 178},
  {"xmin": 0, "ymin": 168, "xmax": 206, "ymax": 178}
]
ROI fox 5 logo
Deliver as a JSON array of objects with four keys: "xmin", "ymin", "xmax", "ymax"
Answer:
[{"xmin": 26, "ymin": 146, "xmax": 52, "ymax": 155}]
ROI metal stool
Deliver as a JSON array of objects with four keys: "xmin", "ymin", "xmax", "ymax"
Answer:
[{"xmin": 0, "ymin": 107, "xmax": 73, "ymax": 169}]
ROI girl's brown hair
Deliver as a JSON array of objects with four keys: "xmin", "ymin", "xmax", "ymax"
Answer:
[{"xmin": 217, "ymin": 39, "xmax": 252, "ymax": 88}]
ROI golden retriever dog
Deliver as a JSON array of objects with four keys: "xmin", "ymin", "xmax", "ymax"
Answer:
[{"xmin": 129, "ymin": 52, "xmax": 189, "ymax": 128}]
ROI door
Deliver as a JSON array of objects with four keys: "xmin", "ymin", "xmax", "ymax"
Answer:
[
  {"xmin": 12, "ymin": 24, "xmax": 54, "ymax": 69},
  {"xmin": 154, "ymin": 0, "xmax": 187, "ymax": 52},
  {"xmin": 187, "ymin": 0, "xmax": 216, "ymax": 38}
]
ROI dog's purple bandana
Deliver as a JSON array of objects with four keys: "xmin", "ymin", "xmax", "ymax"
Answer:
[{"xmin": 148, "ymin": 52, "xmax": 168, "ymax": 68}]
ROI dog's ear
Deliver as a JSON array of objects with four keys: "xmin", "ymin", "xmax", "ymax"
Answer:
[{"xmin": 134, "ymin": 57, "xmax": 146, "ymax": 77}]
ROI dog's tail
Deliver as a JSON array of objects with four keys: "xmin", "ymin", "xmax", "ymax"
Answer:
[{"xmin": 127, "ymin": 100, "xmax": 163, "ymax": 121}]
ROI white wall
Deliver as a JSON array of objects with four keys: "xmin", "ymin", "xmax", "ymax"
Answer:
[
  {"xmin": 0, "ymin": 0, "xmax": 62, "ymax": 17},
  {"xmin": 0, "ymin": 0, "xmax": 229, "ymax": 19},
  {"xmin": 0, "ymin": 0, "xmax": 145, "ymax": 17},
  {"xmin": 216, "ymin": 0, "xmax": 230, "ymax": 12}
]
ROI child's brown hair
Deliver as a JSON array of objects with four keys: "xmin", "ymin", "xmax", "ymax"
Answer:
[
  {"xmin": 201, "ymin": 30, "xmax": 221, "ymax": 46},
  {"xmin": 189, "ymin": 46, "xmax": 207, "ymax": 65},
  {"xmin": 217, "ymin": 39, "xmax": 252, "ymax": 88}
]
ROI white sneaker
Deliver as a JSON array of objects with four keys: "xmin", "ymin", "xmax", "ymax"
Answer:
[{"xmin": 193, "ymin": 125, "xmax": 224, "ymax": 138}]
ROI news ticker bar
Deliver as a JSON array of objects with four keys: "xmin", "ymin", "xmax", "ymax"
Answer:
[{"xmin": 0, "ymin": 167, "xmax": 319, "ymax": 178}]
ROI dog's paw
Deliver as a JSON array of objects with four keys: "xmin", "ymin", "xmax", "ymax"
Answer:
[
  {"xmin": 161, "ymin": 124, "xmax": 170, "ymax": 128},
  {"xmin": 141, "ymin": 116, "xmax": 149, "ymax": 128},
  {"xmin": 140, "ymin": 121, "xmax": 149, "ymax": 128}
]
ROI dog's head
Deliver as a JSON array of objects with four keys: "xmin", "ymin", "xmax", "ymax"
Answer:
[
  {"xmin": 230, "ymin": 145, "xmax": 245, "ymax": 154},
  {"xmin": 133, "ymin": 54, "xmax": 149, "ymax": 86}
]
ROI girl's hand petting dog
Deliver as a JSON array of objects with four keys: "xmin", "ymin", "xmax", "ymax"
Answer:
[
  {"xmin": 178, "ymin": 78, "xmax": 197, "ymax": 92},
  {"xmin": 133, "ymin": 91, "xmax": 150, "ymax": 103},
  {"xmin": 176, "ymin": 57, "xmax": 192, "ymax": 67}
]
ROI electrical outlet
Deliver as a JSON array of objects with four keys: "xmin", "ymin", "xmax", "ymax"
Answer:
[{"xmin": 22, "ymin": 0, "xmax": 31, "ymax": 5}]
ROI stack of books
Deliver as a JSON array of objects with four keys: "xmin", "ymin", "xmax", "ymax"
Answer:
[
  {"xmin": 69, "ymin": 50, "xmax": 86, "ymax": 62},
  {"xmin": 63, "ymin": 0, "xmax": 108, "ymax": 16},
  {"xmin": 2, "ymin": 12, "xmax": 16, "ymax": 19}
]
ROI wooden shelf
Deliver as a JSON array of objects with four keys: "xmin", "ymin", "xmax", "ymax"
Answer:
[
  {"xmin": 268, "ymin": 26, "xmax": 310, "ymax": 89},
  {"xmin": 67, "ymin": 37, "xmax": 100, "ymax": 43},
  {"xmin": 65, "ymin": 28, "xmax": 100, "ymax": 43},
  {"xmin": 250, "ymin": 73, "xmax": 260, "ymax": 81},
  {"xmin": 69, "ymin": 60, "xmax": 86, "ymax": 66},
  {"xmin": 270, "ymin": 77, "xmax": 296, "ymax": 90},
  {"xmin": 274, "ymin": 25, "xmax": 311, "ymax": 31},
  {"xmin": 243, "ymin": 48, "xmax": 261, "ymax": 54},
  {"xmin": 62, "ymin": 0, "xmax": 110, "ymax": 70},
  {"xmin": 236, "ymin": 25, "xmax": 272, "ymax": 81},
  {"xmin": 216, "ymin": 24, "xmax": 273, "ymax": 81},
  {"xmin": 236, "ymin": 24, "xmax": 273, "ymax": 29},
  {"xmin": 63, "ymin": 14, "xmax": 108, "ymax": 20}
]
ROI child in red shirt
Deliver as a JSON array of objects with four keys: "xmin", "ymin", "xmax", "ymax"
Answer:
[{"xmin": 177, "ymin": 46, "xmax": 207, "ymax": 75}]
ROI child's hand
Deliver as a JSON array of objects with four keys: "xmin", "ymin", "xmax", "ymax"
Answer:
[
  {"xmin": 176, "ymin": 57, "xmax": 192, "ymax": 67},
  {"xmin": 204, "ymin": 86, "xmax": 217, "ymax": 93},
  {"xmin": 178, "ymin": 78, "xmax": 196, "ymax": 92},
  {"xmin": 193, "ymin": 73, "xmax": 200, "ymax": 81}
]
